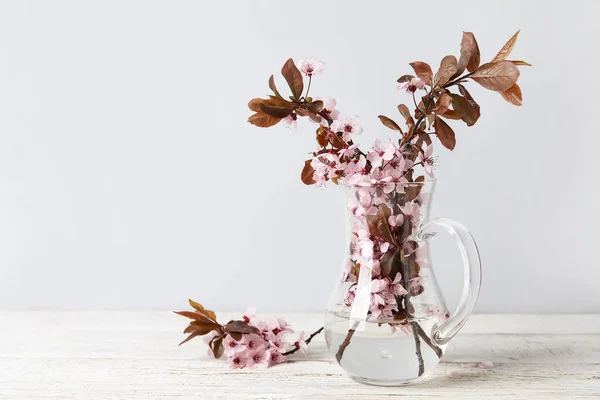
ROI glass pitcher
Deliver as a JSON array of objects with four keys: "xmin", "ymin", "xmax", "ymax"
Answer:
[{"xmin": 324, "ymin": 180, "xmax": 481, "ymax": 386}]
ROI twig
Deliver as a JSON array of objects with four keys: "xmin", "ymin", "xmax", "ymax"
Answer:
[
  {"xmin": 335, "ymin": 320, "xmax": 360, "ymax": 363},
  {"xmin": 411, "ymin": 322, "xmax": 425, "ymax": 376},
  {"xmin": 413, "ymin": 322, "xmax": 443, "ymax": 358},
  {"xmin": 281, "ymin": 326, "xmax": 324, "ymax": 356}
]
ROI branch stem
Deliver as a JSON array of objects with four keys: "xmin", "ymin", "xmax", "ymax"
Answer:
[
  {"xmin": 336, "ymin": 320, "xmax": 360, "ymax": 363},
  {"xmin": 281, "ymin": 326, "xmax": 324, "ymax": 356}
]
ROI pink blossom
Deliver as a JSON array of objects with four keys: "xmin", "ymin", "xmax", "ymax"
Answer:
[
  {"xmin": 388, "ymin": 214, "xmax": 404, "ymax": 228},
  {"xmin": 389, "ymin": 273, "xmax": 408, "ymax": 296},
  {"xmin": 338, "ymin": 143, "xmax": 358, "ymax": 160},
  {"xmin": 297, "ymin": 59, "xmax": 325, "ymax": 77},
  {"xmin": 293, "ymin": 332, "xmax": 309, "ymax": 355},
  {"xmin": 223, "ymin": 335, "xmax": 246, "ymax": 357},
  {"xmin": 367, "ymin": 139, "xmax": 395, "ymax": 168},
  {"xmin": 398, "ymin": 77, "xmax": 426, "ymax": 93},
  {"xmin": 331, "ymin": 115, "xmax": 363, "ymax": 141},
  {"xmin": 243, "ymin": 333, "xmax": 266, "ymax": 351},
  {"xmin": 343, "ymin": 155, "xmax": 370, "ymax": 185},
  {"xmin": 228, "ymin": 353, "xmax": 247, "ymax": 369},
  {"xmin": 316, "ymin": 97, "xmax": 340, "ymax": 120},
  {"xmin": 420, "ymin": 145, "xmax": 435, "ymax": 178},
  {"xmin": 448, "ymin": 370, "xmax": 463, "ymax": 379},
  {"xmin": 269, "ymin": 350, "xmax": 287, "ymax": 366},
  {"xmin": 246, "ymin": 346, "xmax": 271, "ymax": 368},
  {"xmin": 352, "ymin": 228, "xmax": 374, "ymax": 264},
  {"xmin": 266, "ymin": 331, "xmax": 289, "ymax": 353},
  {"xmin": 282, "ymin": 113, "xmax": 297, "ymax": 132},
  {"xmin": 400, "ymin": 202, "xmax": 421, "ymax": 223},
  {"xmin": 379, "ymin": 242, "xmax": 390, "ymax": 253}
]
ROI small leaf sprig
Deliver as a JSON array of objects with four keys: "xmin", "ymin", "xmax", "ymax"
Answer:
[{"xmin": 175, "ymin": 300, "xmax": 323, "ymax": 368}]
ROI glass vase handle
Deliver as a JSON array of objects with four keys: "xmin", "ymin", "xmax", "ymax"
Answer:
[{"xmin": 416, "ymin": 217, "xmax": 482, "ymax": 346}]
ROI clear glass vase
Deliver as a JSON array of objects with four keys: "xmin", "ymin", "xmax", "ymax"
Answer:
[{"xmin": 324, "ymin": 180, "xmax": 481, "ymax": 386}]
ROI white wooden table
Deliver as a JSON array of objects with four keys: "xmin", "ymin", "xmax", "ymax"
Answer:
[{"xmin": 0, "ymin": 312, "xmax": 598, "ymax": 399}]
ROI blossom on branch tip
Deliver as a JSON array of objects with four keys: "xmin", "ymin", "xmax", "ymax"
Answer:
[{"xmin": 297, "ymin": 59, "xmax": 325, "ymax": 77}]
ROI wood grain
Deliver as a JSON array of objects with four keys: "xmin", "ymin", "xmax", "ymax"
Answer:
[{"xmin": 0, "ymin": 312, "xmax": 598, "ymax": 399}]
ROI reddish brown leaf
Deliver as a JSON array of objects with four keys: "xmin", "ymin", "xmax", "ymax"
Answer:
[
  {"xmin": 366, "ymin": 204, "xmax": 394, "ymax": 243},
  {"xmin": 439, "ymin": 109, "xmax": 462, "ymax": 120},
  {"xmin": 268, "ymin": 75, "xmax": 283, "ymax": 99},
  {"xmin": 248, "ymin": 112, "xmax": 282, "ymax": 128},
  {"xmin": 211, "ymin": 337, "xmax": 224, "ymax": 359},
  {"xmin": 507, "ymin": 60, "xmax": 532, "ymax": 66},
  {"xmin": 225, "ymin": 320, "xmax": 262, "ymax": 336},
  {"xmin": 248, "ymin": 98, "xmax": 263, "ymax": 112},
  {"xmin": 258, "ymin": 103, "xmax": 295, "ymax": 118},
  {"xmin": 380, "ymin": 249, "xmax": 400, "ymax": 278},
  {"xmin": 432, "ymin": 93, "xmax": 452, "ymax": 115},
  {"xmin": 397, "ymin": 104, "xmax": 415, "ymax": 127},
  {"xmin": 178, "ymin": 332, "xmax": 201, "ymax": 346},
  {"xmin": 378, "ymin": 115, "xmax": 402, "ymax": 132},
  {"xmin": 188, "ymin": 299, "xmax": 217, "ymax": 321},
  {"xmin": 405, "ymin": 175, "xmax": 425, "ymax": 202},
  {"xmin": 471, "ymin": 61, "xmax": 520, "ymax": 92},
  {"xmin": 281, "ymin": 58, "xmax": 304, "ymax": 100},
  {"xmin": 500, "ymin": 83, "xmax": 523, "ymax": 106},
  {"xmin": 449, "ymin": 93, "xmax": 478, "ymax": 126},
  {"xmin": 409, "ymin": 62, "xmax": 433, "ymax": 86},
  {"xmin": 492, "ymin": 30, "xmax": 520, "ymax": 62},
  {"xmin": 456, "ymin": 32, "xmax": 480, "ymax": 74},
  {"xmin": 457, "ymin": 84, "xmax": 481, "ymax": 123},
  {"xmin": 434, "ymin": 116, "xmax": 456, "ymax": 150},
  {"xmin": 397, "ymin": 74, "xmax": 415, "ymax": 83},
  {"xmin": 304, "ymin": 100, "xmax": 324, "ymax": 113},
  {"xmin": 301, "ymin": 159, "xmax": 316, "ymax": 185},
  {"xmin": 434, "ymin": 55, "xmax": 458, "ymax": 87},
  {"xmin": 174, "ymin": 310, "xmax": 212, "ymax": 321}
]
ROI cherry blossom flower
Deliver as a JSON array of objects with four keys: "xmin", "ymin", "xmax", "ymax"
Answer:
[
  {"xmin": 316, "ymin": 97, "xmax": 340, "ymax": 120},
  {"xmin": 243, "ymin": 307, "xmax": 256, "ymax": 323},
  {"xmin": 388, "ymin": 214, "xmax": 404, "ymax": 228},
  {"xmin": 223, "ymin": 335, "xmax": 246, "ymax": 357},
  {"xmin": 420, "ymin": 145, "xmax": 436, "ymax": 178},
  {"xmin": 246, "ymin": 346, "xmax": 271, "ymax": 368},
  {"xmin": 266, "ymin": 331, "xmax": 289, "ymax": 353},
  {"xmin": 352, "ymin": 228, "xmax": 374, "ymax": 264},
  {"xmin": 269, "ymin": 350, "xmax": 286, "ymax": 366},
  {"xmin": 228, "ymin": 353, "xmax": 248, "ymax": 369},
  {"xmin": 389, "ymin": 273, "xmax": 408, "ymax": 296},
  {"xmin": 243, "ymin": 333, "xmax": 266, "ymax": 352},
  {"xmin": 293, "ymin": 332, "xmax": 309, "ymax": 355},
  {"xmin": 331, "ymin": 115, "xmax": 363, "ymax": 141},
  {"xmin": 367, "ymin": 139, "xmax": 396, "ymax": 168},
  {"xmin": 338, "ymin": 143, "xmax": 358, "ymax": 160},
  {"xmin": 297, "ymin": 59, "xmax": 325, "ymax": 77},
  {"xmin": 400, "ymin": 202, "xmax": 421, "ymax": 223},
  {"xmin": 282, "ymin": 113, "xmax": 297, "ymax": 132},
  {"xmin": 398, "ymin": 77, "xmax": 426, "ymax": 93}
]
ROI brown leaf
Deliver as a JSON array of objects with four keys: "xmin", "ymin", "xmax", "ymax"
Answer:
[
  {"xmin": 248, "ymin": 98, "xmax": 263, "ymax": 112},
  {"xmin": 434, "ymin": 116, "xmax": 456, "ymax": 150},
  {"xmin": 438, "ymin": 109, "xmax": 462, "ymax": 120},
  {"xmin": 500, "ymin": 83, "xmax": 523, "ymax": 106},
  {"xmin": 449, "ymin": 94, "xmax": 478, "ymax": 126},
  {"xmin": 409, "ymin": 62, "xmax": 433, "ymax": 86},
  {"xmin": 174, "ymin": 310, "xmax": 213, "ymax": 322},
  {"xmin": 211, "ymin": 337, "xmax": 224, "ymax": 359},
  {"xmin": 258, "ymin": 103, "xmax": 294, "ymax": 118},
  {"xmin": 225, "ymin": 320, "xmax": 262, "ymax": 336},
  {"xmin": 378, "ymin": 115, "xmax": 402, "ymax": 132},
  {"xmin": 304, "ymin": 100, "xmax": 324, "ymax": 113},
  {"xmin": 471, "ymin": 61, "xmax": 520, "ymax": 92},
  {"xmin": 188, "ymin": 299, "xmax": 217, "ymax": 321},
  {"xmin": 301, "ymin": 159, "xmax": 316, "ymax": 185},
  {"xmin": 457, "ymin": 84, "xmax": 481, "ymax": 123},
  {"xmin": 434, "ymin": 55, "xmax": 458, "ymax": 87},
  {"xmin": 492, "ymin": 30, "xmax": 520, "ymax": 62},
  {"xmin": 405, "ymin": 175, "xmax": 425, "ymax": 202},
  {"xmin": 281, "ymin": 58, "xmax": 304, "ymax": 100},
  {"xmin": 183, "ymin": 320, "xmax": 219, "ymax": 335},
  {"xmin": 366, "ymin": 204, "xmax": 394, "ymax": 243},
  {"xmin": 380, "ymin": 249, "xmax": 400, "ymax": 278},
  {"xmin": 248, "ymin": 112, "xmax": 282, "ymax": 128},
  {"xmin": 397, "ymin": 74, "xmax": 415, "ymax": 83},
  {"xmin": 432, "ymin": 93, "xmax": 452, "ymax": 115},
  {"xmin": 178, "ymin": 332, "xmax": 201, "ymax": 346},
  {"xmin": 507, "ymin": 60, "xmax": 532, "ymax": 66},
  {"xmin": 269, "ymin": 75, "xmax": 283, "ymax": 99},
  {"xmin": 456, "ymin": 32, "xmax": 480, "ymax": 74},
  {"xmin": 397, "ymin": 104, "xmax": 415, "ymax": 127}
]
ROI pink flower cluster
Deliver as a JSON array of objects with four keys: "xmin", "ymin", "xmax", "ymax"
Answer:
[{"xmin": 209, "ymin": 308, "xmax": 308, "ymax": 369}]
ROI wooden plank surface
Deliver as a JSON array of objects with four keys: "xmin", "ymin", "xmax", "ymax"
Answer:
[{"xmin": 0, "ymin": 312, "xmax": 598, "ymax": 399}]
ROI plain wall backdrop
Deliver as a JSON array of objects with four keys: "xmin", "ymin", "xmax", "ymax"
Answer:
[{"xmin": 0, "ymin": 0, "xmax": 598, "ymax": 313}]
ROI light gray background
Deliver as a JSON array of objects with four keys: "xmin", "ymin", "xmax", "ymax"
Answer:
[{"xmin": 0, "ymin": 0, "xmax": 597, "ymax": 312}]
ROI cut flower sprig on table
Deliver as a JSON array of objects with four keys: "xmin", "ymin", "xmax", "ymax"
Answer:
[
  {"xmin": 175, "ymin": 300, "xmax": 323, "ymax": 369},
  {"xmin": 178, "ymin": 31, "xmax": 529, "ymax": 371}
]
